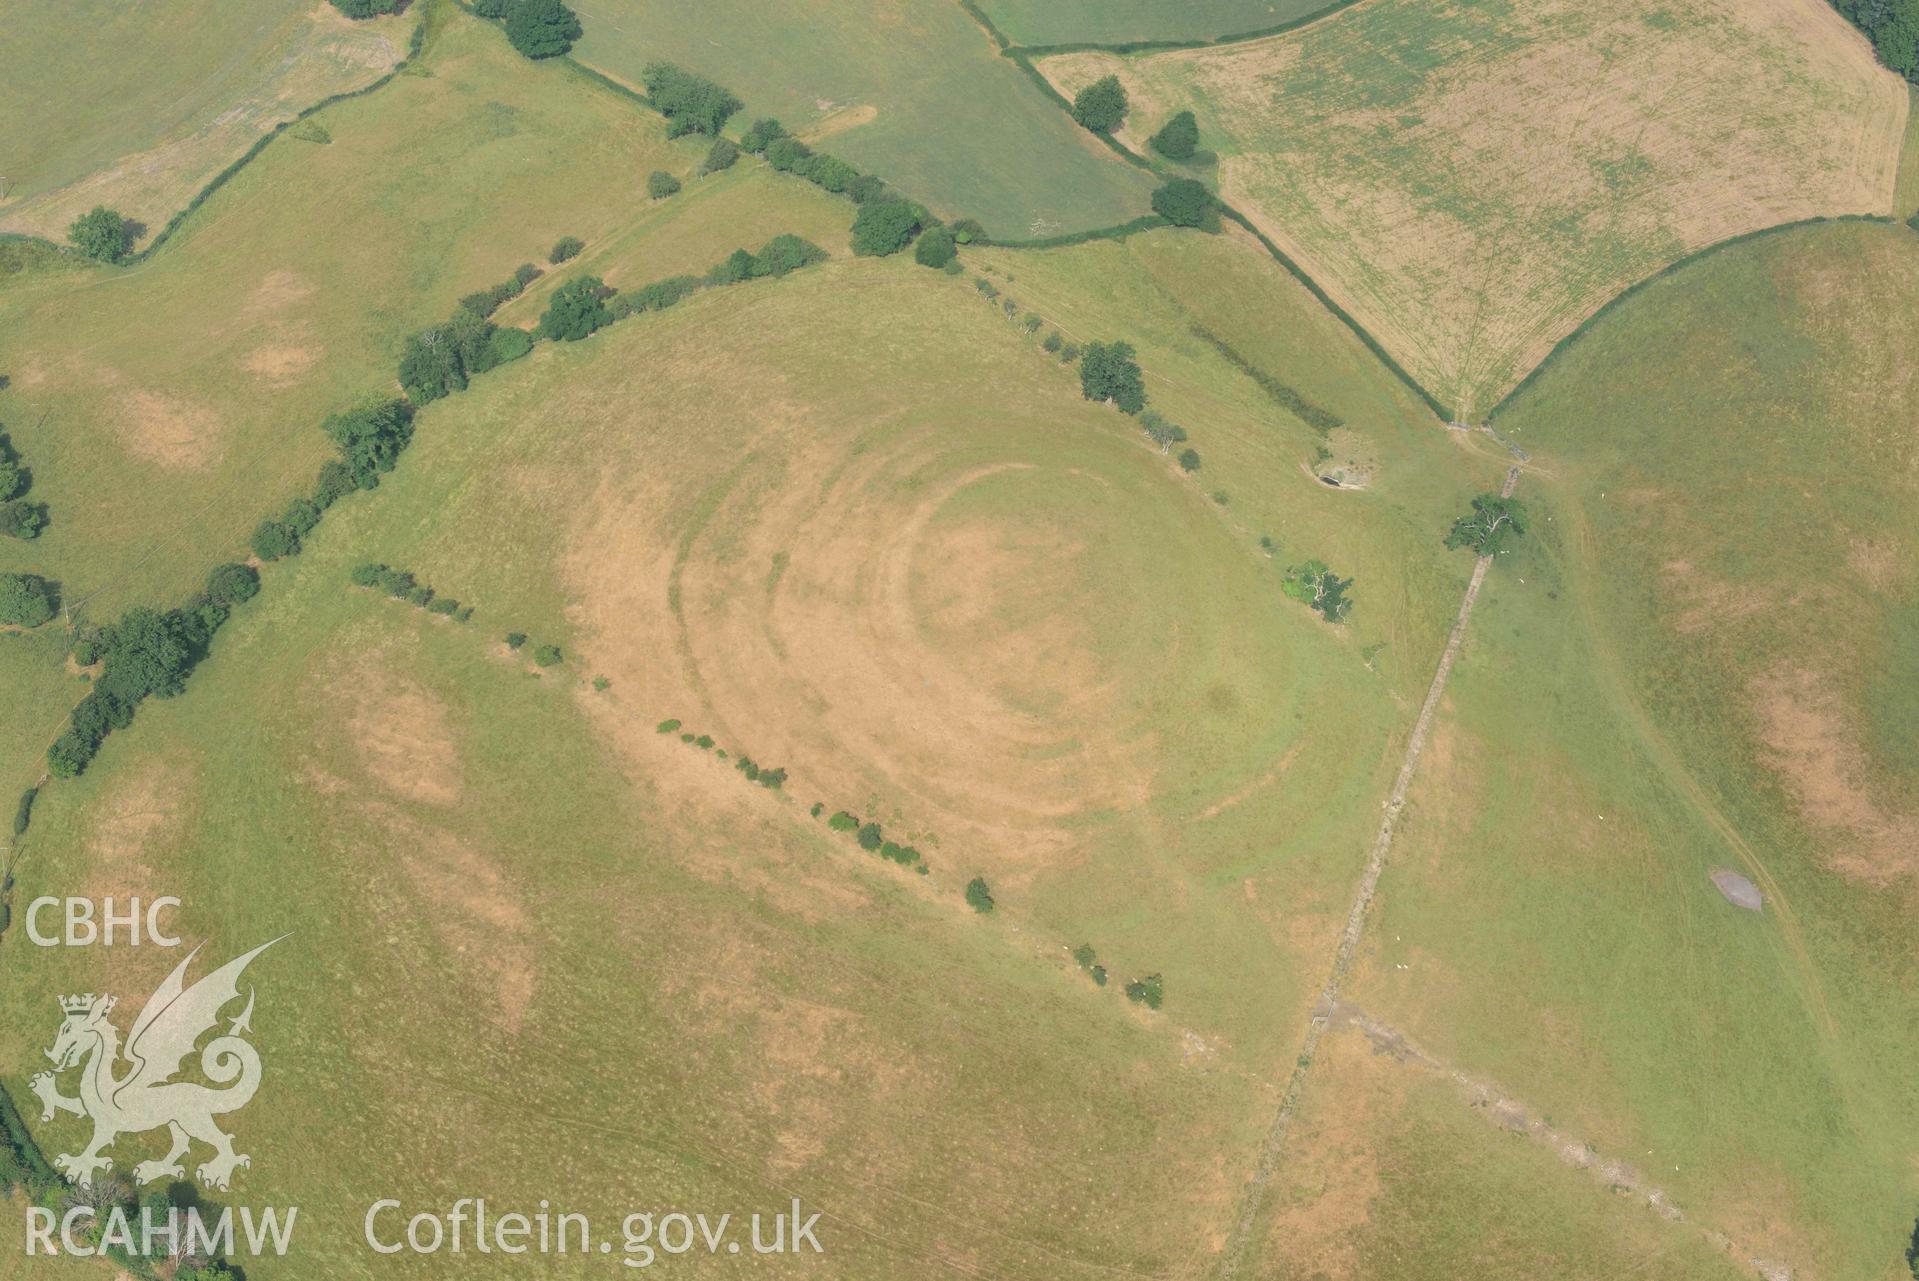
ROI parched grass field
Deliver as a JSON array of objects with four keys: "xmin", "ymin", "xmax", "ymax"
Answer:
[
  {"xmin": 0, "ymin": 0, "xmax": 412, "ymax": 250},
  {"xmin": 1039, "ymin": 0, "xmax": 1907, "ymax": 418},
  {"xmin": 10, "ymin": 1, "xmax": 1912, "ymax": 1274},
  {"xmin": 569, "ymin": 0, "xmax": 1159, "ymax": 237},
  {"xmin": 974, "ymin": 0, "xmax": 1325, "ymax": 46},
  {"xmin": 1319, "ymin": 221, "xmax": 1919, "ymax": 1277},
  {"xmin": 0, "ymin": 230, "xmax": 1486, "ymax": 1275}
]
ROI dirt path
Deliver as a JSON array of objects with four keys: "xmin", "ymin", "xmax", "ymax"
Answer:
[
  {"xmin": 1326, "ymin": 1003, "xmax": 1796, "ymax": 1279},
  {"xmin": 1215, "ymin": 466, "xmax": 1519, "ymax": 1279},
  {"xmin": 1557, "ymin": 498, "xmax": 1837, "ymax": 1046}
]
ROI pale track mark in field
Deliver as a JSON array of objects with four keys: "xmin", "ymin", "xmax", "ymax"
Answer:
[
  {"xmin": 1557, "ymin": 498, "xmax": 1838, "ymax": 1047},
  {"xmin": 1326, "ymin": 1003, "xmax": 1798, "ymax": 1280},
  {"xmin": 1216, "ymin": 465, "xmax": 1518, "ymax": 1280}
]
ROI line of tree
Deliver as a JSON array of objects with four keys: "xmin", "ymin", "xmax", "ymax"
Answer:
[
  {"xmin": 1072, "ymin": 942, "xmax": 1109, "ymax": 986},
  {"xmin": 49, "ymin": 564, "xmax": 259, "ymax": 778},
  {"xmin": 399, "ymin": 303, "xmax": 535, "ymax": 403},
  {"xmin": 0, "ymin": 1081, "xmax": 58, "ymax": 1196},
  {"xmin": 0, "ymin": 430, "xmax": 47, "ymax": 540},
  {"xmin": 350, "ymin": 563, "xmax": 474, "ymax": 620},
  {"xmin": 742, "ymin": 117, "xmax": 943, "ymax": 258},
  {"xmin": 47, "ymin": 389, "xmax": 408, "ymax": 777},
  {"xmin": 463, "ymin": 261, "xmax": 544, "ymax": 316}
]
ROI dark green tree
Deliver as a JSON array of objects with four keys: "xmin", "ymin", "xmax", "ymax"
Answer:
[
  {"xmin": 764, "ymin": 137, "xmax": 814, "ymax": 173},
  {"xmin": 1, "ymin": 501, "xmax": 47, "ymax": 540},
  {"xmin": 549, "ymin": 235, "xmax": 584, "ymax": 264},
  {"xmin": 914, "ymin": 225, "xmax": 957, "ymax": 268},
  {"xmin": 97, "ymin": 607, "xmax": 195, "ymax": 702},
  {"xmin": 1443, "ymin": 494, "xmax": 1528, "ymax": 557},
  {"xmin": 329, "ymin": 0, "xmax": 399, "ymax": 15},
  {"xmin": 68, "ymin": 207, "xmax": 132, "ymax": 263},
  {"xmin": 1178, "ymin": 448, "xmax": 1201, "ymax": 472},
  {"xmin": 1079, "ymin": 340, "xmax": 1146, "ymax": 414},
  {"xmin": 857, "ymin": 822, "xmax": 884, "ymax": 851},
  {"xmin": 701, "ymin": 138, "xmax": 739, "ymax": 173},
  {"xmin": 537, "ymin": 276, "xmax": 612, "ymax": 341},
  {"xmin": 205, "ymin": 563, "xmax": 260, "ymax": 607},
  {"xmin": 965, "ymin": 877, "xmax": 996, "ymax": 913},
  {"xmin": 503, "ymin": 0, "xmax": 582, "ymax": 59},
  {"xmin": 850, "ymin": 199, "xmax": 925, "ymax": 256},
  {"xmin": 250, "ymin": 519, "xmax": 299, "ymax": 562},
  {"xmin": 739, "ymin": 118, "xmax": 786, "ymax": 153},
  {"xmin": 708, "ymin": 248, "xmax": 759, "ymax": 285},
  {"xmin": 641, "ymin": 62, "xmax": 743, "ymax": 136},
  {"xmin": 0, "ymin": 573, "xmax": 56, "ymax": 627},
  {"xmin": 753, "ymin": 234, "xmax": 827, "ymax": 277},
  {"xmin": 314, "ymin": 459, "xmax": 357, "ymax": 508},
  {"xmin": 1150, "ymin": 110, "xmax": 1199, "ymax": 160},
  {"xmin": 1138, "ymin": 410, "xmax": 1187, "ymax": 452},
  {"xmin": 324, "ymin": 400, "xmax": 415, "ymax": 489},
  {"xmin": 1282, "ymin": 560, "xmax": 1354, "ymax": 623},
  {"xmin": 1124, "ymin": 973, "xmax": 1164, "ymax": 1009},
  {"xmin": 1071, "ymin": 75, "xmax": 1128, "ymax": 132},
  {"xmin": 397, "ymin": 317, "xmax": 478, "ymax": 404},
  {"xmin": 647, "ymin": 170, "xmax": 682, "ymax": 199},
  {"xmin": 533, "ymin": 643, "xmax": 563, "ymax": 666},
  {"xmin": 1836, "ymin": 0, "xmax": 1919, "ymax": 78},
  {"xmin": 1151, "ymin": 178, "xmax": 1216, "ymax": 229}
]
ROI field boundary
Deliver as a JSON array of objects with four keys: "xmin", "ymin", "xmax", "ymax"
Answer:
[
  {"xmin": 1216, "ymin": 466, "xmax": 1518, "ymax": 1279},
  {"xmin": 959, "ymin": 0, "xmax": 1373, "ymax": 58},
  {"xmin": 1484, "ymin": 213, "xmax": 1898, "ymax": 422},
  {"xmin": 1, "ymin": 10, "xmax": 433, "ymax": 268},
  {"xmin": 953, "ymin": 0, "xmax": 1456, "ymax": 421},
  {"xmin": 981, "ymin": 0, "xmax": 1909, "ymax": 430}
]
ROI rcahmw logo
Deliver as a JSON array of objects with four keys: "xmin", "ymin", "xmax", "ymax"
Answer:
[{"xmin": 28, "ymin": 937, "xmax": 284, "ymax": 1192}]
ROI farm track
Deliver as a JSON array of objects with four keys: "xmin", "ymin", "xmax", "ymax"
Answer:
[
  {"xmin": 1556, "ymin": 497, "xmax": 1837, "ymax": 1047},
  {"xmin": 1215, "ymin": 465, "xmax": 1518, "ymax": 1280},
  {"xmin": 1326, "ymin": 1003, "xmax": 1796, "ymax": 1279}
]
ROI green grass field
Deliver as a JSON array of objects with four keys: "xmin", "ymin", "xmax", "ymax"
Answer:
[
  {"xmin": 1333, "ymin": 220, "xmax": 1919, "ymax": 1277},
  {"xmin": 569, "ymin": 0, "xmax": 1158, "ymax": 237},
  {"xmin": 4, "ymin": 3, "xmax": 1914, "ymax": 1277},
  {"xmin": 0, "ymin": 151, "xmax": 1492, "ymax": 1273},
  {"xmin": 974, "ymin": 0, "xmax": 1326, "ymax": 46},
  {"xmin": 0, "ymin": 0, "xmax": 413, "ymax": 248}
]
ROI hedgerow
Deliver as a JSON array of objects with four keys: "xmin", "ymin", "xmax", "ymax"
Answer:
[{"xmin": 351, "ymin": 564, "xmax": 471, "ymax": 621}]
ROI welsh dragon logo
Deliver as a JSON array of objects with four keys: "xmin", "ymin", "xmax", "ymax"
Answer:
[{"xmin": 29, "ymin": 938, "xmax": 282, "ymax": 1191}]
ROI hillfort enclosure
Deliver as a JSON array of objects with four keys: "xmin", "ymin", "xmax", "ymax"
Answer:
[{"xmin": 1, "ymin": 0, "xmax": 1915, "ymax": 1277}]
